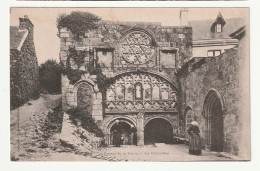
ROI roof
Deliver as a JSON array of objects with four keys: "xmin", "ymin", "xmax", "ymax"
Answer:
[
  {"xmin": 10, "ymin": 26, "xmax": 28, "ymax": 50},
  {"xmin": 229, "ymin": 26, "xmax": 246, "ymax": 40},
  {"xmin": 189, "ymin": 17, "xmax": 245, "ymax": 40},
  {"xmin": 214, "ymin": 12, "xmax": 226, "ymax": 24}
]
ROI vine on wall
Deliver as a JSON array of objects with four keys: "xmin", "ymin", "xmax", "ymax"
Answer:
[
  {"xmin": 62, "ymin": 47, "xmax": 115, "ymax": 94},
  {"xmin": 61, "ymin": 47, "xmax": 87, "ymax": 85}
]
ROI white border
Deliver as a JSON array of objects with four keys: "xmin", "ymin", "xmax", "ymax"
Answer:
[{"xmin": 1, "ymin": 0, "xmax": 260, "ymax": 171}]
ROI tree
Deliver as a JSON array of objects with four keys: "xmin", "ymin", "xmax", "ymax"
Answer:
[
  {"xmin": 39, "ymin": 59, "xmax": 61, "ymax": 94},
  {"xmin": 57, "ymin": 11, "xmax": 101, "ymax": 38}
]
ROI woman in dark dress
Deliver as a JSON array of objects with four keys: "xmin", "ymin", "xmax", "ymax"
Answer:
[
  {"xmin": 187, "ymin": 121, "xmax": 202, "ymax": 155},
  {"xmin": 130, "ymin": 124, "xmax": 137, "ymax": 145},
  {"xmin": 113, "ymin": 120, "xmax": 122, "ymax": 147}
]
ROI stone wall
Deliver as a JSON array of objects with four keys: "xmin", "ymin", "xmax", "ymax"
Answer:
[
  {"xmin": 10, "ymin": 21, "xmax": 39, "ymax": 108},
  {"xmin": 178, "ymin": 47, "xmax": 242, "ymax": 155},
  {"xmin": 59, "ymin": 21, "xmax": 192, "ymax": 81},
  {"xmin": 59, "ymin": 20, "xmax": 192, "ymax": 121}
]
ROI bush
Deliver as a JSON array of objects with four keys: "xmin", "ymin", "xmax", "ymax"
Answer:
[
  {"xmin": 39, "ymin": 59, "xmax": 61, "ymax": 94},
  {"xmin": 41, "ymin": 104, "xmax": 64, "ymax": 139},
  {"xmin": 57, "ymin": 11, "xmax": 100, "ymax": 39},
  {"xmin": 66, "ymin": 107, "xmax": 104, "ymax": 138}
]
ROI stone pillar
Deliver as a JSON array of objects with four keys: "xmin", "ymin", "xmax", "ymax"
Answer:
[
  {"xmin": 92, "ymin": 92, "xmax": 103, "ymax": 121},
  {"xmin": 105, "ymin": 134, "xmax": 111, "ymax": 145},
  {"xmin": 136, "ymin": 112, "xmax": 144, "ymax": 146}
]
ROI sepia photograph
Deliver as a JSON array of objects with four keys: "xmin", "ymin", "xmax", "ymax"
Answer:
[{"xmin": 10, "ymin": 7, "xmax": 250, "ymax": 162}]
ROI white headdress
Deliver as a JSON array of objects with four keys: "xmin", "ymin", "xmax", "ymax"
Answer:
[{"xmin": 191, "ymin": 121, "xmax": 199, "ymax": 126}]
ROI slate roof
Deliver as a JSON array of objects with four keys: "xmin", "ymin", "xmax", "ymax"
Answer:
[
  {"xmin": 189, "ymin": 17, "xmax": 245, "ymax": 40},
  {"xmin": 10, "ymin": 26, "xmax": 28, "ymax": 50}
]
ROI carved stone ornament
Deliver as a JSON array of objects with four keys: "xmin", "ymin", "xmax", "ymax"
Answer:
[
  {"xmin": 137, "ymin": 111, "xmax": 145, "ymax": 119},
  {"xmin": 120, "ymin": 31, "xmax": 155, "ymax": 65}
]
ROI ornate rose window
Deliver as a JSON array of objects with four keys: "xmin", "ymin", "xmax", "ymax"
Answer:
[{"xmin": 120, "ymin": 31, "xmax": 156, "ymax": 65}]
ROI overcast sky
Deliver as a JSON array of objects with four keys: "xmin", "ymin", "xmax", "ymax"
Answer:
[{"xmin": 10, "ymin": 8, "xmax": 248, "ymax": 65}]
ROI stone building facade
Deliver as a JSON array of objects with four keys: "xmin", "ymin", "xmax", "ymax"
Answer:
[
  {"xmin": 59, "ymin": 11, "xmax": 249, "ymax": 158},
  {"xmin": 59, "ymin": 13, "xmax": 192, "ymax": 146},
  {"xmin": 177, "ymin": 25, "xmax": 249, "ymax": 157},
  {"xmin": 10, "ymin": 16, "xmax": 39, "ymax": 109}
]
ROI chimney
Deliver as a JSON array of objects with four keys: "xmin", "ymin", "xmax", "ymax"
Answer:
[
  {"xmin": 179, "ymin": 9, "xmax": 188, "ymax": 26},
  {"xmin": 19, "ymin": 15, "xmax": 34, "ymax": 32}
]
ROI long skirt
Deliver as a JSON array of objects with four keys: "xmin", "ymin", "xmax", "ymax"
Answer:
[
  {"xmin": 189, "ymin": 134, "xmax": 202, "ymax": 155},
  {"xmin": 113, "ymin": 132, "xmax": 121, "ymax": 146}
]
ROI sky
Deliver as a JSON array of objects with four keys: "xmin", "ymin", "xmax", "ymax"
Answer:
[{"xmin": 10, "ymin": 8, "xmax": 249, "ymax": 65}]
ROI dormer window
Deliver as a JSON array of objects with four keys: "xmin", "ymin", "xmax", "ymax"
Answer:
[
  {"xmin": 210, "ymin": 12, "xmax": 226, "ymax": 34},
  {"xmin": 216, "ymin": 23, "xmax": 222, "ymax": 33}
]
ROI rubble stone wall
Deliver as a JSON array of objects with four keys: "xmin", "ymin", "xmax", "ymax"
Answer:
[
  {"xmin": 10, "ymin": 33, "xmax": 39, "ymax": 109},
  {"xmin": 178, "ymin": 48, "xmax": 241, "ymax": 155}
]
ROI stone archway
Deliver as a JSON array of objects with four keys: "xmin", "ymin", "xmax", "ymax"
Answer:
[
  {"xmin": 144, "ymin": 118, "xmax": 173, "ymax": 145},
  {"xmin": 76, "ymin": 82, "xmax": 93, "ymax": 114},
  {"xmin": 203, "ymin": 89, "xmax": 225, "ymax": 152},
  {"xmin": 107, "ymin": 117, "xmax": 137, "ymax": 145}
]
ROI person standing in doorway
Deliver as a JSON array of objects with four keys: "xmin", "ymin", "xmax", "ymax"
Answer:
[
  {"xmin": 130, "ymin": 124, "xmax": 137, "ymax": 145},
  {"xmin": 113, "ymin": 120, "xmax": 122, "ymax": 147},
  {"xmin": 187, "ymin": 121, "xmax": 202, "ymax": 155}
]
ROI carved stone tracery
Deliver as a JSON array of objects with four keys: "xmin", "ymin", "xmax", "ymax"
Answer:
[
  {"xmin": 120, "ymin": 31, "xmax": 156, "ymax": 65},
  {"xmin": 106, "ymin": 72, "xmax": 177, "ymax": 112}
]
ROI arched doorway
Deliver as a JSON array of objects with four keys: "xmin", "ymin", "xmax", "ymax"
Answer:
[
  {"xmin": 204, "ymin": 90, "xmax": 225, "ymax": 152},
  {"xmin": 110, "ymin": 119, "xmax": 137, "ymax": 145},
  {"xmin": 76, "ymin": 82, "xmax": 93, "ymax": 113},
  {"xmin": 144, "ymin": 118, "xmax": 173, "ymax": 145}
]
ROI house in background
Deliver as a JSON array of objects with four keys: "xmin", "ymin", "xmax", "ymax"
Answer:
[
  {"xmin": 10, "ymin": 16, "xmax": 39, "ymax": 109},
  {"xmin": 189, "ymin": 12, "xmax": 245, "ymax": 58}
]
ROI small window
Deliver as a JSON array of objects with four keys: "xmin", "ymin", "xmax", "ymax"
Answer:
[
  {"xmin": 207, "ymin": 50, "xmax": 221, "ymax": 57},
  {"xmin": 214, "ymin": 50, "xmax": 221, "ymax": 56},
  {"xmin": 207, "ymin": 51, "xmax": 214, "ymax": 57},
  {"xmin": 216, "ymin": 24, "xmax": 222, "ymax": 33}
]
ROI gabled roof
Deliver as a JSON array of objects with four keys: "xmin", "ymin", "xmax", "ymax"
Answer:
[
  {"xmin": 214, "ymin": 12, "xmax": 226, "ymax": 24},
  {"xmin": 10, "ymin": 26, "xmax": 28, "ymax": 51},
  {"xmin": 189, "ymin": 17, "xmax": 245, "ymax": 40}
]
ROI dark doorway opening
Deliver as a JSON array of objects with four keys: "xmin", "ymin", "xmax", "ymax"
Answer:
[
  {"xmin": 204, "ymin": 90, "xmax": 224, "ymax": 152},
  {"xmin": 144, "ymin": 118, "xmax": 173, "ymax": 145},
  {"xmin": 210, "ymin": 100, "xmax": 224, "ymax": 152},
  {"xmin": 110, "ymin": 122, "xmax": 137, "ymax": 145}
]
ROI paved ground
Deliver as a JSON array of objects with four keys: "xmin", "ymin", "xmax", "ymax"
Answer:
[
  {"xmin": 10, "ymin": 94, "xmax": 232, "ymax": 162},
  {"xmin": 90, "ymin": 144, "xmax": 231, "ymax": 162},
  {"xmin": 25, "ymin": 143, "xmax": 231, "ymax": 162}
]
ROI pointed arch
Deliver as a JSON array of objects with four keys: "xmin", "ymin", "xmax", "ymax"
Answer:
[{"xmin": 203, "ymin": 88, "xmax": 225, "ymax": 152}]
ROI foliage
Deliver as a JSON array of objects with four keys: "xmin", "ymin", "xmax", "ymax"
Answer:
[
  {"xmin": 57, "ymin": 11, "xmax": 101, "ymax": 38},
  {"xmin": 68, "ymin": 47, "xmax": 86, "ymax": 69},
  {"xmin": 61, "ymin": 47, "xmax": 115, "ymax": 90},
  {"xmin": 61, "ymin": 47, "xmax": 87, "ymax": 84},
  {"xmin": 39, "ymin": 59, "xmax": 61, "ymax": 94},
  {"xmin": 66, "ymin": 107, "xmax": 104, "ymax": 138},
  {"xmin": 40, "ymin": 104, "xmax": 64, "ymax": 139},
  {"xmin": 63, "ymin": 68, "xmax": 86, "ymax": 85}
]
